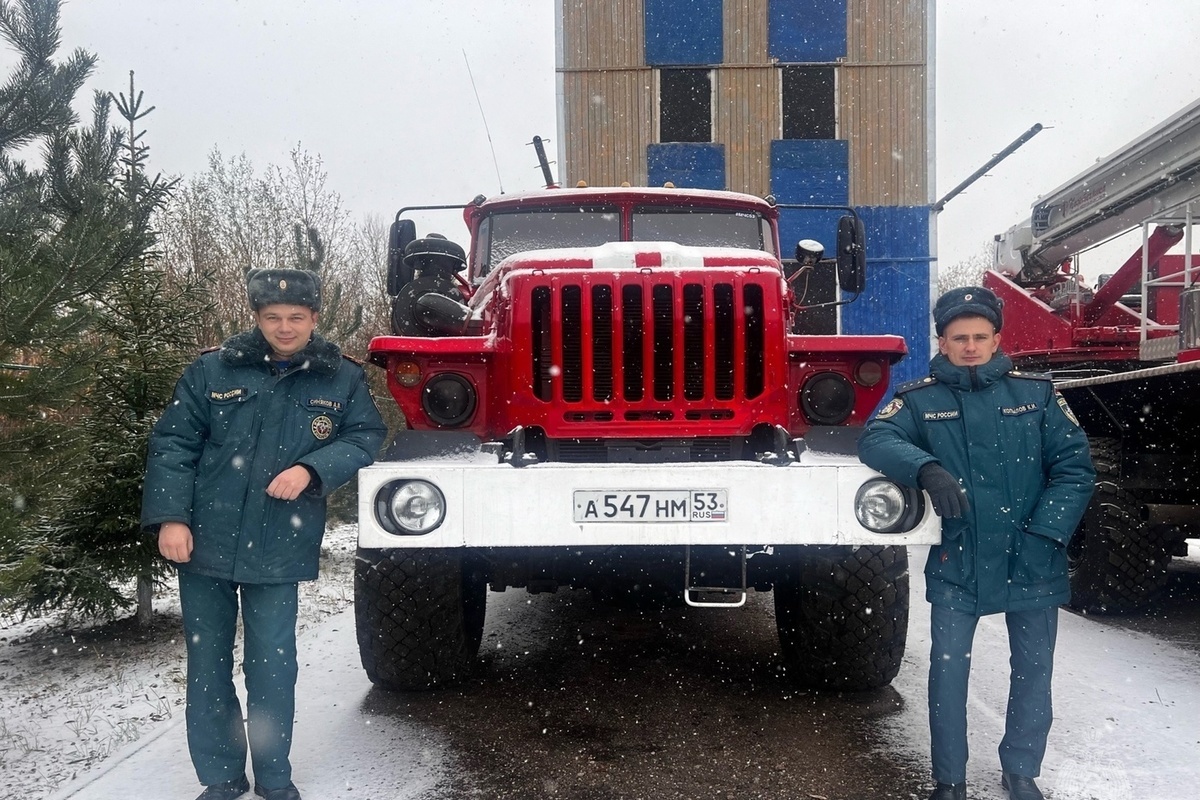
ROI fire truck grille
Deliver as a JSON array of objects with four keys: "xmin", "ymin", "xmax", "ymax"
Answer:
[{"xmin": 530, "ymin": 280, "xmax": 766, "ymax": 408}]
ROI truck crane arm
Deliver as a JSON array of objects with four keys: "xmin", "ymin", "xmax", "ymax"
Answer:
[{"xmin": 995, "ymin": 97, "xmax": 1200, "ymax": 282}]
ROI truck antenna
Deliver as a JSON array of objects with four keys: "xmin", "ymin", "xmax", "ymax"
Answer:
[{"xmin": 463, "ymin": 50, "xmax": 505, "ymax": 194}]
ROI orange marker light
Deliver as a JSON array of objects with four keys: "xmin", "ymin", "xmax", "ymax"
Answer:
[{"xmin": 395, "ymin": 361, "xmax": 421, "ymax": 387}]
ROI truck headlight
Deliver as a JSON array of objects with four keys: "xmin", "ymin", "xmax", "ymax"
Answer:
[
  {"xmin": 422, "ymin": 373, "xmax": 476, "ymax": 427},
  {"xmin": 854, "ymin": 479, "xmax": 922, "ymax": 533},
  {"xmin": 800, "ymin": 372, "xmax": 855, "ymax": 425},
  {"xmin": 377, "ymin": 480, "xmax": 446, "ymax": 534}
]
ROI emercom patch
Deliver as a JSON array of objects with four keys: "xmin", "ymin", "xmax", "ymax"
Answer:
[
  {"xmin": 876, "ymin": 398, "xmax": 904, "ymax": 419},
  {"xmin": 922, "ymin": 409, "xmax": 960, "ymax": 421},
  {"xmin": 1056, "ymin": 394, "xmax": 1081, "ymax": 426},
  {"xmin": 311, "ymin": 414, "xmax": 334, "ymax": 440}
]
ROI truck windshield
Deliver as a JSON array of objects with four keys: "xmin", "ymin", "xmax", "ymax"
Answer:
[
  {"xmin": 482, "ymin": 208, "xmax": 620, "ymax": 272},
  {"xmin": 632, "ymin": 208, "xmax": 769, "ymax": 251},
  {"xmin": 476, "ymin": 205, "xmax": 773, "ymax": 279}
]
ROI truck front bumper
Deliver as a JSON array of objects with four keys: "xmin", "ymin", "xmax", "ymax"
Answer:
[{"xmin": 357, "ymin": 456, "xmax": 940, "ymax": 549}]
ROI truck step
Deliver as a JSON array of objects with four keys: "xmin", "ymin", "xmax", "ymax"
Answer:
[{"xmin": 684, "ymin": 544, "xmax": 748, "ymax": 607}]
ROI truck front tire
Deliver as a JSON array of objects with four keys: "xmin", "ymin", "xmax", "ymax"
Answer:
[
  {"xmin": 774, "ymin": 545, "xmax": 909, "ymax": 690},
  {"xmin": 1067, "ymin": 438, "xmax": 1171, "ymax": 613},
  {"xmin": 355, "ymin": 548, "xmax": 487, "ymax": 690}
]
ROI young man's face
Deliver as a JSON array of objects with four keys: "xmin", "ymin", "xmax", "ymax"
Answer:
[
  {"xmin": 254, "ymin": 304, "xmax": 319, "ymax": 358},
  {"xmin": 938, "ymin": 315, "xmax": 1000, "ymax": 367}
]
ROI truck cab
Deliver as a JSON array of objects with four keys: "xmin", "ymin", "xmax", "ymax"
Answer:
[{"xmin": 355, "ymin": 185, "xmax": 939, "ymax": 691}]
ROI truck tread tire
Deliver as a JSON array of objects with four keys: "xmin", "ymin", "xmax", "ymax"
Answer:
[
  {"xmin": 1067, "ymin": 438, "xmax": 1171, "ymax": 613},
  {"xmin": 355, "ymin": 548, "xmax": 486, "ymax": 690},
  {"xmin": 774, "ymin": 545, "xmax": 908, "ymax": 690}
]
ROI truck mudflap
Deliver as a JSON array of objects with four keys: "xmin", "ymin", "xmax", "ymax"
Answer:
[{"xmin": 357, "ymin": 453, "xmax": 940, "ymax": 550}]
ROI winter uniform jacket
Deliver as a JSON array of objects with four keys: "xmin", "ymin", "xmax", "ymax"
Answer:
[
  {"xmin": 858, "ymin": 353, "xmax": 1094, "ymax": 616},
  {"xmin": 142, "ymin": 329, "xmax": 387, "ymax": 584}
]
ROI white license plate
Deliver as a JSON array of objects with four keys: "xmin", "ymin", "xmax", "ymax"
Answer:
[{"xmin": 572, "ymin": 490, "xmax": 728, "ymax": 523}]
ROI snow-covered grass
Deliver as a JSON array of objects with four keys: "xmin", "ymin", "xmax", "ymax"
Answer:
[{"xmin": 0, "ymin": 524, "xmax": 359, "ymax": 800}]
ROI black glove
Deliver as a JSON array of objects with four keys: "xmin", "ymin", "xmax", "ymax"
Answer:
[{"xmin": 918, "ymin": 463, "xmax": 970, "ymax": 519}]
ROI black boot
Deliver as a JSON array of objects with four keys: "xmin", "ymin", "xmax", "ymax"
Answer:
[
  {"xmin": 1002, "ymin": 772, "xmax": 1044, "ymax": 800},
  {"xmin": 195, "ymin": 775, "xmax": 250, "ymax": 800},
  {"xmin": 254, "ymin": 783, "xmax": 302, "ymax": 800},
  {"xmin": 928, "ymin": 783, "xmax": 966, "ymax": 800}
]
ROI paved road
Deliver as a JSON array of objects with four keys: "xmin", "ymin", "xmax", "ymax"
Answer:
[{"xmin": 54, "ymin": 548, "xmax": 1200, "ymax": 800}]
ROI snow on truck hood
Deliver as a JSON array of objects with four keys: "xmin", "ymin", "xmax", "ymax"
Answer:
[{"xmin": 494, "ymin": 241, "xmax": 780, "ymax": 274}]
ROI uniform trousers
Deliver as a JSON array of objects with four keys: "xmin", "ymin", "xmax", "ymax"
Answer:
[
  {"xmin": 179, "ymin": 572, "xmax": 299, "ymax": 790},
  {"xmin": 928, "ymin": 603, "xmax": 1058, "ymax": 784}
]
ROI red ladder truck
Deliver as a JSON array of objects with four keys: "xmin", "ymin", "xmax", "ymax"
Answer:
[{"xmin": 986, "ymin": 98, "xmax": 1200, "ymax": 612}]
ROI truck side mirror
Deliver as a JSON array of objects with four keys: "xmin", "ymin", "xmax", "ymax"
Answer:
[
  {"xmin": 386, "ymin": 219, "xmax": 418, "ymax": 296},
  {"xmin": 836, "ymin": 214, "xmax": 867, "ymax": 294}
]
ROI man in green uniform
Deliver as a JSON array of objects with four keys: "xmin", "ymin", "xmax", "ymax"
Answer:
[
  {"xmin": 858, "ymin": 286, "xmax": 1094, "ymax": 800},
  {"xmin": 143, "ymin": 269, "xmax": 387, "ymax": 800}
]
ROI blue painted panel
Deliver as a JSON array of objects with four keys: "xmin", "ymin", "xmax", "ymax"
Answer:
[
  {"xmin": 778, "ymin": 207, "xmax": 844, "ymax": 266},
  {"xmin": 771, "ymin": 139, "xmax": 849, "ymax": 296},
  {"xmin": 647, "ymin": 143, "xmax": 725, "ymax": 190},
  {"xmin": 769, "ymin": 0, "xmax": 847, "ymax": 63},
  {"xmin": 770, "ymin": 140, "xmax": 848, "ymax": 205},
  {"xmin": 645, "ymin": 0, "xmax": 723, "ymax": 66},
  {"xmin": 841, "ymin": 205, "xmax": 934, "ymax": 390}
]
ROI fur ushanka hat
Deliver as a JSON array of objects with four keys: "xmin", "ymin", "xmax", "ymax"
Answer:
[{"xmin": 246, "ymin": 268, "xmax": 322, "ymax": 312}]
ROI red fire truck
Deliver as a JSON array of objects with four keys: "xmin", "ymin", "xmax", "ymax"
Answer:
[
  {"xmin": 355, "ymin": 184, "xmax": 939, "ymax": 690},
  {"xmin": 986, "ymin": 98, "xmax": 1200, "ymax": 612}
]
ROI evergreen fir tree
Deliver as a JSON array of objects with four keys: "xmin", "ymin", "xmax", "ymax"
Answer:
[
  {"xmin": 0, "ymin": 0, "xmax": 107, "ymax": 603},
  {"xmin": 0, "ymin": 4, "xmax": 179, "ymax": 620},
  {"xmin": 27, "ymin": 72, "xmax": 205, "ymax": 621}
]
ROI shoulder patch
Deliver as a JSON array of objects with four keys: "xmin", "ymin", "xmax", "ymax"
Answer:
[
  {"xmin": 1007, "ymin": 369, "xmax": 1052, "ymax": 382},
  {"xmin": 1056, "ymin": 393, "xmax": 1081, "ymax": 426},
  {"xmin": 875, "ymin": 397, "xmax": 904, "ymax": 420},
  {"xmin": 896, "ymin": 375, "xmax": 937, "ymax": 395}
]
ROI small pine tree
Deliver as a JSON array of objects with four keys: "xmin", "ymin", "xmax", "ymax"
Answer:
[
  {"xmin": 38, "ymin": 261, "xmax": 207, "ymax": 620},
  {"xmin": 0, "ymin": 0, "xmax": 149, "ymax": 613},
  {"xmin": 1, "ymin": 70, "xmax": 200, "ymax": 622}
]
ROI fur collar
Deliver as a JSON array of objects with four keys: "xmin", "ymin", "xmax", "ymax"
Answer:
[
  {"xmin": 219, "ymin": 328, "xmax": 342, "ymax": 375},
  {"xmin": 930, "ymin": 352, "xmax": 1013, "ymax": 392}
]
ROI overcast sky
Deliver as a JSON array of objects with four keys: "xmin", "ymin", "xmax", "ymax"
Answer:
[{"xmin": 10, "ymin": 1, "xmax": 1200, "ymax": 278}]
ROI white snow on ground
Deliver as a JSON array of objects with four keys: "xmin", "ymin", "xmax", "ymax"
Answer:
[
  {"xmin": 0, "ymin": 524, "xmax": 360, "ymax": 800},
  {"xmin": 4, "ymin": 538, "xmax": 1199, "ymax": 800}
]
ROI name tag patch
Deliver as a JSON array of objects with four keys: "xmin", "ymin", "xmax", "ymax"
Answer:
[
  {"xmin": 306, "ymin": 398, "xmax": 344, "ymax": 413},
  {"xmin": 922, "ymin": 409, "xmax": 960, "ymax": 421},
  {"xmin": 1001, "ymin": 403, "xmax": 1039, "ymax": 416},
  {"xmin": 209, "ymin": 387, "xmax": 247, "ymax": 402}
]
